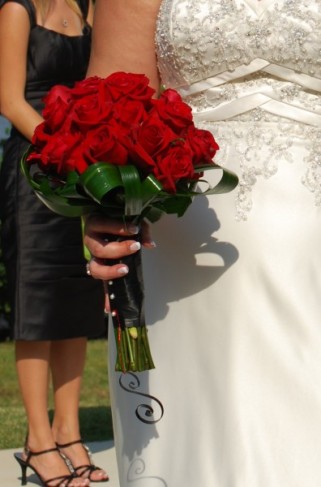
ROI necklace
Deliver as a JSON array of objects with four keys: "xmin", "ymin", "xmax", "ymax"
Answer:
[{"xmin": 62, "ymin": 18, "xmax": 68, "ymax": 27}]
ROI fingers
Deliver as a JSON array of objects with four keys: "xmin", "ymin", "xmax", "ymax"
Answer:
[
  {"xmin": 84, "ymin": 235, "xmax": 142, "ymax": 261},
  {"xmin": 87, "ymin": 256, "xmax": 130, "ymax": 280},
  {"xmin": 83, "ymin": 214, "xmax": 155, "ymax": 281},
  {"xmin": 84, "ymin": 213, "xmax": 139, "ymax": 237},
  {"xmin": 140, "ymin": 219, "xmax": 156, "ymax": 249},
  {"xmin": 83, "ymin": 214, "xmax": 141, "ymax": 261}
]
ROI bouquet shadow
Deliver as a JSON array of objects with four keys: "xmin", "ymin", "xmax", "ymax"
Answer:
[
  {"xmin": 107, "ymin": 196, "xmax": 239, "ymax": 480},
  {"xmin": 143, "ymin": 195, "xmax": 239, "ymax": 325}
]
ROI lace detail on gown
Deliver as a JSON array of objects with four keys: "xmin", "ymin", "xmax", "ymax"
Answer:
[{"xmin": 156, "ymin": 0, "xmax": 321, "ymax": 220}]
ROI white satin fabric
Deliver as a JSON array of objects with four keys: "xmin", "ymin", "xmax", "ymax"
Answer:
[{"xmin": 108, "ymin": 1, "xmax": 321, "ymax": 486}]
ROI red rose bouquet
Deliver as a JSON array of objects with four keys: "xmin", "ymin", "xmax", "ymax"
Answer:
[{"xmin": 22, "ymin": 72, "xmax": 238, "ymax": 372}]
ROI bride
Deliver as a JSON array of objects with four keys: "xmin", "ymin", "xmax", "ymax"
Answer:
[{"xmin": 86, "ymin": 1, "xmax": 321, "ymax": 486}]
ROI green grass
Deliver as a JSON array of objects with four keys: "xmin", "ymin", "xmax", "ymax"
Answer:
[{"xmin": 0, "ymin": 339, "xmax": 113, "ymax": 449}]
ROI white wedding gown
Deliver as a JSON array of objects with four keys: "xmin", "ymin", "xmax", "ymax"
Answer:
[{"xmin": 108, "ymin": 1, "xmax": 321, "ymax": 486}]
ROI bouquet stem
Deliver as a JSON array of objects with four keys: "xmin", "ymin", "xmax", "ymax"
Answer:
[
  {"xmin": 105, "ymin": 232, "xmax": 155, "ymax": 372},
  {"xmin": 113, "ymin": 324, "xmax": 155, "ymax": 372}
]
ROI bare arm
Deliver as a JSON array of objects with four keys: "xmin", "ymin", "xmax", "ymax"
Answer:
[
  {"xmin": 87, "ymin": 0, "xmax": 162, "ymax": 91},
  {"xmin": 0, "ymin": 3, "xmax": 43, "ymax": 140},
  {"xmin": 85, "ymin": 1, "xmax": 159, "ymax": 283}
]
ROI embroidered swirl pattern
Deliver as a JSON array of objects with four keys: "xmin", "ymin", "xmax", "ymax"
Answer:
[
  {"xmin": 119, "ymin": 373, "xmax": 165, "ymax": 424},
  {"xmin": 127, "ymin": 459, "xmax": 168, "ymax": 486}
]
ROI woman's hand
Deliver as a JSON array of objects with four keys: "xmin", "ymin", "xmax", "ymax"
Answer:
[
  {"xmin": 84, "ymin": 215, "xmax": 155, "ymax": 312},
  {"xmin": 84, "ymin": 214, "xmax": 155, "ymax": 281}
]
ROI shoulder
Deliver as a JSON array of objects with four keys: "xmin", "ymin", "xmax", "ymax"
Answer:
[{"xmin": 0, "ymin": 0, "xmax": 36, "ymax": 25}]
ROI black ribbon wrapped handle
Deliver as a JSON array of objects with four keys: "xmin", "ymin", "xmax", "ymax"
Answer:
[{"xmin": 105, "ymin": 233, "xmax": 155, "ymax": 372}]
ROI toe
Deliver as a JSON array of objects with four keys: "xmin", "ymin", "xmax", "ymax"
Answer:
[{"xmin": 91, "ymin": 469, "xmax": 109, "ymax": 481}]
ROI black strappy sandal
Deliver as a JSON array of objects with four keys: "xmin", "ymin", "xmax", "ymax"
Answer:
[
  {"xmin": 56, "ymin": 439, "xmax": 109, "ymax": 483},
  {"xmin": 14, "ymin": 446, "xmax": 79, "ymax": 486}
]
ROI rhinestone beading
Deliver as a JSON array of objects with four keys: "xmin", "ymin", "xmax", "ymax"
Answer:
[{"xmin": 156, "ymin": 0, "xmax": 321, "ymax": 219}]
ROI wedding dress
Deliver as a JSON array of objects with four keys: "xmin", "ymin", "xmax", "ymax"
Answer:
[{"xmin": 108, "ymin": 1, "xmax": 321, "ymax": 486}]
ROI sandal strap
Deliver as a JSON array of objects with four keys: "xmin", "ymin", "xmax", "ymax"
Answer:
[
  {"xmin": 25, "ymin": 446, "xmax": 60, "ymax": 463},
  {"xmin": 74, "ymin": 464, "xmax": 109, "ymax": 482},
  {"xmin": 56, "ymin": 439, "xmax": 83, "ymax": 449},
  {"xmin": 45, "ymin": 473, "xmax": 76, "ymax": 486},
  {"xmin": 20, "ymin": 446, "xmax": 77, "ymax": 487},
  {"xmin": 74, "ymin": 464, "xmax": 102, "ymax": 473},
  {"xmin": 56, "ymin": 441, "xmax": 109, "ymax": 481},
  {"xmin": 56, "ymin": 439, "xmax": 93, "ymax": 465}
]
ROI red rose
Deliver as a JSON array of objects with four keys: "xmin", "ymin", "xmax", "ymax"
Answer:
[
  {"xmin": 69, "ymin": 89, "xmax": 113, "ymax": 133},
  {"xmin": 104, "ymin": 72, "xmax": 155, "ymax": 103},
  {"xmin": 31, "ymin": 122, "xmax": 52, "ymax": 149},
  {"xmin": 42, "ymin": 85, "xmax": 74, "ymax": 132},
  {"xmin": 136, "ymin": 114, "xmax": 177, "ymax": 157},
  {"xmin": 187, "ymin": 126, "xmax": 219, "ymax": 164},
  {"xmin": 72, "ymin": 77, "xmax": 114, "ymax": 123},
  {"xmin": 63, "ymin": 144, "xmax": 89, "ymax": 174},
  {"xmin": 112, "ymin": 99, "xmax": 149, "ymax": 128},
  {"xmin": 152, "ymin": 89, "xmax": 194, "ymax": 134},
  {"xmin": 154, "ymin": 140, "xmax": 195, "ymax": 192},
  {"xmin": 71, "ymin": 76, "xmax": 102, "ymax": 98},
  {"xmin": 79, "ymin": 125, "xmax": 129, "ymax": 166},
  {"xmin": 124, "ymin": 138, "xmax": 157, "ymax": 174},
  {"xmin": 30, "ymin": 130, "xmax": 84, "ymax": 174},
  {"xmin": 159, "ymin": 88, "xmax": 182, "ymax": 103}
]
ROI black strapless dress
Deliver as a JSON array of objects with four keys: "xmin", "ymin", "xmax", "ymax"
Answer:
[{"xmin": 0, "ymin": 0, "xmax": 105, "ymax": 340}]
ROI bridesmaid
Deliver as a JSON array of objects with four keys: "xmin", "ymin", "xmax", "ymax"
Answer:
[{"xmin": 0, "ymin": 0, "xmax": 110, "ymax": 485}]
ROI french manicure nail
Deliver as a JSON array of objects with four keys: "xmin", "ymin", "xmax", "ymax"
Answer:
[
  {"xmin": 118, "ymin": 266, "xmax": 129, "ymax": 275},
  {"xmin": 128, "ymin": 225, "xmax": 139, "ymax": 234},
  {"xmin": 130, "ymin": 241, "xmax": 141, "ymax": 251}
]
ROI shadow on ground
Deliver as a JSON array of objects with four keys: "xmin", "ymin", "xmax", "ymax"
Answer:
[{"xmin": 48, "ymin": 406, "xmax": 114, "ymax": 444}]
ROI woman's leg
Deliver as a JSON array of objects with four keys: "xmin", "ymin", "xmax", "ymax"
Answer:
[
  {"xmin": 50, "ymin": 337, "xmax": 108, "ymax": 482},
  {"xmin": 50, "ymin": 338, "xmax": 86, "ymax": 443},
  {"xmin": 15, "ymin": 340, "xmax": 89, "ymax": 487}
]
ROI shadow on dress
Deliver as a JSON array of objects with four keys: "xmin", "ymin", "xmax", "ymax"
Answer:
[
  {"xmin": 143, "ymin": 194, "xmax": 239, "ymax": 324},
  {"xmin": 109, "ymin": 195, "xmax": 239, "ymax": 486}
]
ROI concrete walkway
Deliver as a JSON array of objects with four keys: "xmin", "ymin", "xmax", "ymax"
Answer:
[{"xmin": 0, "ymin": 441, "xmax": 120, "ymax": 486}]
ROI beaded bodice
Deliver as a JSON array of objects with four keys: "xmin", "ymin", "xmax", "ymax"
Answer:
[
  {"xmin": 156, "ymin": 0, "xmax": 321, "ymax": 219},
  {"xmin": 156, "ymin": 0, "xmax": 321, "ymax": 88}
]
